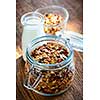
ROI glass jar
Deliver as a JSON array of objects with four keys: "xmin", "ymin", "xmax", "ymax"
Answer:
[
  {"xmin": 35, "ymin": 5, "xmax": 69, "ymax": 35},
  {"xmin": 21, "ymin": 12, "xmax": 45, "ymax": 60},
  {"xmin": 24, "ymin": 35, "xmax": 75, "ymax": 96}
]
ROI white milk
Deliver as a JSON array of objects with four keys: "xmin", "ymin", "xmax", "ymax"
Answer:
[{"xmin": 22, "ymin": 14, "xmax": 45, "ymax": 60}]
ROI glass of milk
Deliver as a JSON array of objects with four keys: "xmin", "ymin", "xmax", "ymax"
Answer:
[{"xmin": 21, "ymin": 12, "xmax": 45, "ymax": 60}]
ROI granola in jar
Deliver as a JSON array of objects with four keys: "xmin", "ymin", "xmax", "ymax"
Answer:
[
  {"xmin": 27, "ymin": 67, "xmax": 74, "ymax": 94},
  {"xmin": 31, "ymin": 42, "xmax": 69, "ymax": 64},
  {"xmin": 25, "ymin": 42, "xmax": 75, "ymax": 94},
  {"xmin": 44, "ymin": 13, "xmax": 64, "ymax": 35}
]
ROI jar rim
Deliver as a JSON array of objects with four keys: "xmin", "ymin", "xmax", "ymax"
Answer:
[
  {"xmin": 35, "ymin": 5, "xmax": 69, "ymax": 27},
  {"xmin": 21, "ymin": 12, "xmax": 44, "ymax": 26},
  {"xmin": 26, "ymin": 35, "xmax": 73, "ymax": 70}
]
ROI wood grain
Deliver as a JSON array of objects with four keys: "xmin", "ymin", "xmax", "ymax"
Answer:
[{"xmin": 16, "ymin": 0, "xmax": 83, "ymax": 100}]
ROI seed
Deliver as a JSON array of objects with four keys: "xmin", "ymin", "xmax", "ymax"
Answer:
[
  {"xmin": 51, "ymin": 71, "xmax": 55, "ymax": 74},
  {"xmin": 52, "ymin": 80, "xmax": 56, "ymax": 84}
]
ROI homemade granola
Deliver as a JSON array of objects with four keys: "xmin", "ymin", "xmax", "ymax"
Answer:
[
  {"xmin": 25, "ymin": 42, "xmax": 75, "ymax": 94},
  {"xmin": 44, "ymin": 13, "xmax": 64, "ymax": 35},
  {"xmin": 27, "ymin": 67, "xmax": 74, "ymax": 94},
  {"xmin": 31, "ymin": 42, "xmax": 69, "ymax": 64}
]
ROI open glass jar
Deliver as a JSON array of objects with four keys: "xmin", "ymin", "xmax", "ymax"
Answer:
[
  {"xmin": 35, "ymin": 5, "xmax": 69, "ymax": 35},
  {"xmin": 24, "ymin": 35, "xmax": 75, "ymax": 96}
]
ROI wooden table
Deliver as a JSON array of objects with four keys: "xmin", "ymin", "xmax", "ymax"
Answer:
[{"xmin": 16, "ymin": 0, "xmax": 83, "ymax": 100}]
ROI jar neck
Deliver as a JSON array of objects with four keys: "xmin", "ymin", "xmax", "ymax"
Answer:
[
  {"xmin": 21, "ymin": 12, "xmax": 44, "ymax": 27},
  {"xmin": 25, "ymin": 35, "xmax": 74, "ymax": 70},
  {"xmin": 26, "ymin": 47, "xmax": 73, "ymax": 71}
]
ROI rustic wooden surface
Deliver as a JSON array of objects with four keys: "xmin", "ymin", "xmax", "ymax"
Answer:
[{"xmin": 16, "ymin": 0, "xmax": 83, "ymax": 100}]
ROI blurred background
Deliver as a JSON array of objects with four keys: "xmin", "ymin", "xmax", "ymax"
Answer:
[{"xmin": 16, "ymin": 0, "xmax": 83, "ymax": 59}]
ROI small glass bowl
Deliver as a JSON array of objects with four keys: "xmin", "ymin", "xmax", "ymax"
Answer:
[{"xmin": 35, "ymin": 5, "xmax": 69, "ymax": 35}]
